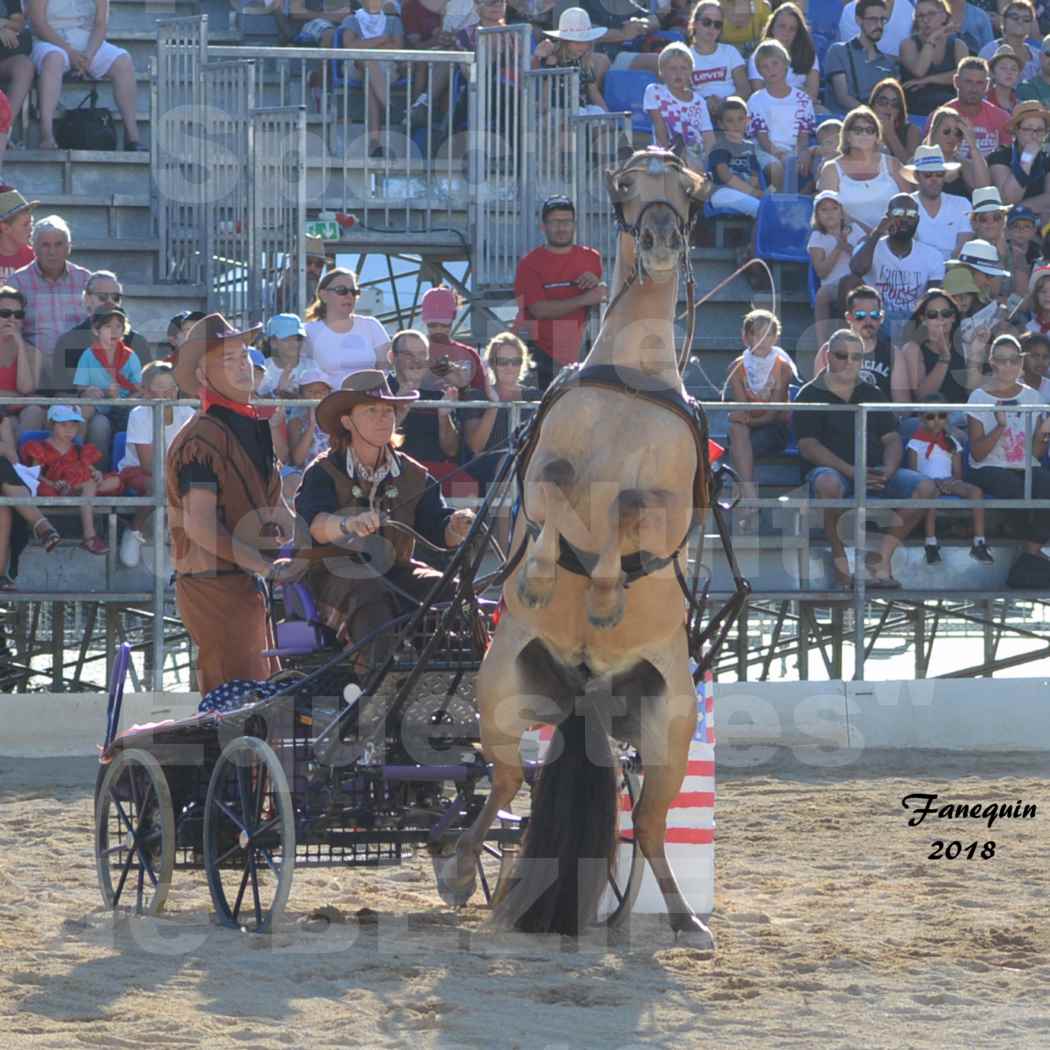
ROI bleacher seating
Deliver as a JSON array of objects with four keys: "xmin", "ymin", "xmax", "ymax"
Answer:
[
  {"xmin": 603, "ymin": 69, "xmax": 659, "ymax": 136},
  {"xmin": 755, "ymin": 194, "xmax": 814, "ymax": 264},
  {"xmin": 111, "ymin": 431, "xmax": 127, "ymax": 472}
]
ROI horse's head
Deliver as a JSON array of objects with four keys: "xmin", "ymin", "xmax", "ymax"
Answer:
[{"xmin": 605, "ymin": 147, "xmax": 710, "ymax": 282}]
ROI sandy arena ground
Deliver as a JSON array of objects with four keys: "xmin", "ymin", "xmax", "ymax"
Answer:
[{"xmin": 0, "ymin": 747, "xmax": 1048, "ymax": 1049}]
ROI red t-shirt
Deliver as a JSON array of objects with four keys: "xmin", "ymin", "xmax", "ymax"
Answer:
[
  {"xmin": 926, "ymin": 99, "xmax": 1010, "ymax": 157},
  {"xmin": 401, "ymin": 0, "xmax": 443, "ymax": 41},
  {"xmin": 0, "ymin": 243, "xmax": 34, "ymax": 283},
  {"xmin": 514, "ymin": 244, "xmax": 603, "ymax": 366},
  {"xmin": 427, "ymin": 331, "xmax": 485, "ymax": 389}
]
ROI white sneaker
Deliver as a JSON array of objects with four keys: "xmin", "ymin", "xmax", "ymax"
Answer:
[{"xmin": 119, "ymin": 528, "xmax": 145, "ymax": 568}]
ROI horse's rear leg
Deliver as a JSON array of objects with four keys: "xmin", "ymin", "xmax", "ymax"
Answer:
[{"xmin": 633, "ymin": 656, "xmax": 714, "ymax": 949}]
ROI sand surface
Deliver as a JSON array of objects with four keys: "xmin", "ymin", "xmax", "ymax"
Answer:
[{"xmin": 1, "ymin": 747, "xmax": 1048, "ymax": 1049}]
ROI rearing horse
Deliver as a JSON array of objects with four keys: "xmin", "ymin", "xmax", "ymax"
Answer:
[{"xmin": 439, "ymin": 148, "xmax": 715, "ymax": 947}]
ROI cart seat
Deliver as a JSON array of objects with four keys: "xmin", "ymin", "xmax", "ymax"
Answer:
[{"xmin": 270, "ymin": 581, "xmax": 340, "ymax": 656}]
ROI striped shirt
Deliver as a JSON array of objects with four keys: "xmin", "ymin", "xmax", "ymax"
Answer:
[{"xmin": 8, "ymin": 258, "xmax": 91, "ymax": 365}]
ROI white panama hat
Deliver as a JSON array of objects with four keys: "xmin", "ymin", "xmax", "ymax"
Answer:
[{"xmin": 544, "ymin": 6, "xmax": 607, "ymax": 41}]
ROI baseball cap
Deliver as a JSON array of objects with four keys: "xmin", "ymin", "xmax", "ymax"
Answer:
[
  {"xmin": 91, "ymin": 305, "xmax": 128, "ymax": 328},
  {"xmin": 1008, "ymin": 203, "xmax": 1039, "ymax": 226},
  {"xmin": 541, "ymin": 194, "xmax": 575, "ymax": 219},
  {"xmin": 48, "ymin": 404, "xmax": 85, "ymax": 424},
  {"xmin": 420, "ymin": 286, "xmax": 458, "ymax": 326},
  {"xmin": 297, "ymin": 366, "xmax": 332, "ymax": 389},
  {"xmin": 264, "ymin": 313, "xmax": 306, "ymax": 339},
  {"xmin": 249, "ymin": 348, "xmax": 266, "ymax": 370}
]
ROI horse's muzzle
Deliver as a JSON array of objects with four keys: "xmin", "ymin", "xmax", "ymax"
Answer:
[{"xmin": 638, "ymin": 204, "xmax": 684, "ymax": 279}]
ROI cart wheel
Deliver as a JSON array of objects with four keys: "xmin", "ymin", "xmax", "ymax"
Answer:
[
  {"xmin": 596, "ymin": 761, "xmax": 645, "ymax": 928},
  {"xmin": 203, "ymin": 735, "xmax": 295, "ymax": 933},
  {"xmin": 95, "ymin": 748, "xmax": 175, "ymax": 916}
]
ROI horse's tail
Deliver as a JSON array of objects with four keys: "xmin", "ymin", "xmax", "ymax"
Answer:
[{"xmin": 495, "ymin": 709, "xmax": 618, "ymax": 935}]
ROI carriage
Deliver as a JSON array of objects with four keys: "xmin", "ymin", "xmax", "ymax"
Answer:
[{"xmin": 92, "ymin": 455, "xmax": 650, "ymax": 934}]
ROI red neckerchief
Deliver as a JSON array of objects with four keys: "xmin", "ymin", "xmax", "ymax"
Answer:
[
  {"xmin": 912, "ymin": 425, "xmax": 954, "ymax": 459},
  {"xmin": 91, "ymin": 340, "xmax": 136, "ymax": 392},
  {"xmin": 1037, "ymin": 315, "xmax": 1050, "ymax": 335},
  {"xmin": 200, "ymin": 387, "xmax": 263, "ymax": 420}
]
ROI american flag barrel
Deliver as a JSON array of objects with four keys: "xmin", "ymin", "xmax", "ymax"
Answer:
[{"xmin": 621, "ymin": 667, "xmax": 715, "ymax": 915}]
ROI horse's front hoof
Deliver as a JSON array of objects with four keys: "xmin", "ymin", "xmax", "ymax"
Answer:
[
  {"xmin": 433, "ymin": 849, "xmax": 478, "ymax": 908},
  {"xmin": 517, "ymin": 559, "xmax": 556, "ymax": 609},
  {"xmin": 672, "ymin": 915, "xmax": 715, "ymax": 950}
]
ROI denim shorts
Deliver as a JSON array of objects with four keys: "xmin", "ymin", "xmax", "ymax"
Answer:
[{"xmin": 806, "ymin": 465, "xmax": 928, "ymax": 500}]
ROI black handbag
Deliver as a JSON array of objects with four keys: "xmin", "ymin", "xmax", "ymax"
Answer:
[
  {"xmin": 54, "ymin": 88, "xmax": 118, "ymax": 151},
  {"xmin": 0, "ymin": 28, "xmax": 31, "ymax": 59}
]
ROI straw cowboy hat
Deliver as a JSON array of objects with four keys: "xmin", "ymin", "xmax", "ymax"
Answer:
[
  {"xmin": 316, "ymin": 368, "xmax": 419, "ymax": 437},
  {"xmin": 0, "ymin": 186, "xmax": 39, "ymax": 222},
  {"xmin": 173, "ymin": 312, "xmax": 263, "ymax": 394},
  {"xmin": 945, "ymin": 238, "xmax": 1011, "ymax": 278},
  {"xmin": 941, "ymin": 266, "xmax": 983, "ymax": 297},
  {"xmin": 901, "ymin": 144, "xmax": 960, "ymax": 181},
  {"xmin": 544, "ymin": 7, "xmax": 607, "ymax": 42},
  {"xmin": 1008, "ymin": 99, "xmax": 1050, "ymax": 132},
  {"xmin": 970, "ymin": 186, "xmax": 1009, "ymax": 214}
]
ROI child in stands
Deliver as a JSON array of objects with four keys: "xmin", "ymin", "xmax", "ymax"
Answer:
[
  {"xmin": 723, "ymin": 308, "xmax": 797, "ymax": 528},
  {"xmin": 808, "ymin": 190, "xmax": 865, "ymax": 346},
  {"xmin": 808, "ymin": 118, "xmax": 842, "ymax": 187},
  {"xmin": 285, "ymin": 367, "xmax": 334, "ymax": 497},
  {"xmin": 259, "ymin": 313, "xmax": 312, "ymax": 396},
  {"xmin": 1020, "ymin": 331, "xmax": 1050, "ymax": 399},
  {"xmin": 644, "ymin": 42, "xmax": 716, "ymax": 170},
  {"xmin": 117, "ymin": 361, "xmax": 196, "ymax": 568},
  {"xmin": 22, "ymin": 405, "xmax": 121, "ymax": 555},
  {"xmin": 905, "ymin": 393, "xmax": 993, "ymax": 564},
  {"xmin": 707, "ymin": 95, "xmax": 766, "ymax": 218}
]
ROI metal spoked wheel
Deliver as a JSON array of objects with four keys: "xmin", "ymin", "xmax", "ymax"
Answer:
[
  {"xmin": 596, "ymin": 757, "xmax": 645, "ymax": 928},
  {"xmin": 95, "ymin": 748, "xmax": 175, "ymax": 915},
  {"xmin": 203, "ymin": 736, "xmax": 295, "ymax": 933}
]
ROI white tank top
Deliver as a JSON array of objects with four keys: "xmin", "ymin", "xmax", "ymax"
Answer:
[{"xmin": 833, "ymin": 154, "xmax": 898, "ymax": 234}]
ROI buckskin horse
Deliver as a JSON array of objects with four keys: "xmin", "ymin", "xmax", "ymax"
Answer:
[{"xmin": 438, "ymin": 147, "xmax": 737, "ymax": 947}]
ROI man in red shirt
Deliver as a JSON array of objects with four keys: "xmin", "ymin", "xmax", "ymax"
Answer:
[
  {"xmin": 419, "ymin": 285, "xmax": 485, "ymax": 390},
  {"xmin": 514, "ymin": 194, "xmax": 606, "ymax": 390},
  {"xmin": 0, "ymin": 186, "xmax": 36, "ymax": 282},
  {"xmin": 929, "ymin": 57, "xmax": 1011, "ymax": 157}
]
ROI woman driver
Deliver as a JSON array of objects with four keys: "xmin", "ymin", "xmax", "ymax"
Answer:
[{"xmin": 294, "ymin": 369, "xmax": 475, "ymax": 656}]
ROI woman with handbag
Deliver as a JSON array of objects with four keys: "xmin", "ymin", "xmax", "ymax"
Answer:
[
  {"xmin": 0, "ymin": 0, "xmax": 32, "ymax": 156},
  {"xmin": 27, "ymin": 0, "xmax": 142, "ymax": 151}
]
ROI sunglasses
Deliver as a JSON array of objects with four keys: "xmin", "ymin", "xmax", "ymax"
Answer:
[
  {"xmin": 850, "ymin": 125, "xmax": 878, "ymax": 134},
  {"xmin": 889, "ymin": 207, "xmax": 919, "ymax": 218},
  {"xmin": 874, "ymin": 95, "xmax": 901, "ymax": 107},
  {"xmin": 325, "ymin": 284, "xmax": 358, "ymax": 295},
  {"xmin": 698, "ymin": 16, "xmax": 723, "ymax": 27},
  {"xmin": 940, "ymin": 126, "xmax": 964, "ymax": 138},
  {"xmin": 493, "ymin": 356, "xmax": 523, "ymax": 366},
  {"xmin": 93, "ymin": 292, "xmax": 122, "ymax": 302},
  {"xmin": 925, "ymin": 308, "xmax": 956, "ymax": 320},
  {"xmin": 1019, "ymin": 124, "xmax": 1047, "ymax": 134},
  {"xmin": 1005, "ymin": 9, "xmax": 1032, "ymax": 18},
  {"xmin": 923, "ymin": 412, "xmax": 948, "ymax": 420},
  {"xmin": 0, "ymin": 308, "xmax": 24, "ymax": 319},
  {"xmin": 851, "ymin": 308, "xmax": 882, "ymax": 319},
  {"xmin": 396, "ymin": 354, "xmax": 429, "ymax": 367},
  {"xmin": 832, "ymin": 350, "xmax": 866, "ymax": 362}
]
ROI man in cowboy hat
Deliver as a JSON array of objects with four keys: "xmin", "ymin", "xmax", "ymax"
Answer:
[
  {"xmin": 948, "ymin": 185, "xmax": 1011, "ymax": 259},
  {"xmin": 165, "ymin": 312, "xmax": 299, "ymax": 695},
  {"xmin": 906, "ymin": 145, "xmax": 971, "ymax": 262},
  {"xmin": 0, "ymin": 186, "xmax": 37, "ymax": 281},
  {"xmin": 294, "ymin": 369, "xmax": 475, "ymax": 656}
]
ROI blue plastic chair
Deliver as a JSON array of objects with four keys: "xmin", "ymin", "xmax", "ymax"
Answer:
[
  {"xmin": 111, "ymin": 431, "xmax": 127, "ymax": 471},
  {"xmin": 808, "ymin": 0, "xmax": 843, "ymax": 38},
  {"xmin": 602, "ymin": 69, "xmax": 659, "ymax": 135},
  {"xmin": 754, "ymin": 194, "xmax": 814, "ymax": 263}
]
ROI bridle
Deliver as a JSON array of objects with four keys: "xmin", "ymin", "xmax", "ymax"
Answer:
[{"xmin": 603, "ymin": 149, "xmax": 706, "ymax": 374}]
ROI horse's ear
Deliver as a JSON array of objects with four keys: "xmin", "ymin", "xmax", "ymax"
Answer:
[
  {"xmin": 616, "ymin": 135, "xmax": 634, "ymax": 165},
  {"xmin": 684, "ymin": 168, "xmax": 712, "ymax": 203},
  {"xmin": 669, "ymin": 134, "xmax": 687, "ymax": 162}
]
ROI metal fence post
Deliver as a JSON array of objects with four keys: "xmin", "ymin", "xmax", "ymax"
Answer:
[
  {"xmin": 151, "ymin": 402, "xmax": 167, "ymax": 693},
  {"xmin": 853, "ymin": 405, "xmax": 867, "ymax": 681}
]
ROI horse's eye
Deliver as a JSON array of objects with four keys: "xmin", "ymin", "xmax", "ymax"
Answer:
[{"xmin": 619, "ymin": 178, "xmax": 634, "ymax": 193}]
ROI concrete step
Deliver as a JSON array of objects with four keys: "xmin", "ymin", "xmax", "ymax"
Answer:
[
  {"xmin": 22, "ymin": 193, "xmax": 151, "ymax": 241},
  {"xmin": 108, "ymin": 0, "xmax": 221, "ymax": 34},
  {"xmin": 2, "ymin": 151, "xmax": 151, "ymax": 195},
  {"xmin": 121, "ymin": 284, "xmax": 208, "ymax": 343},
  {"xmin": 113, "ymin": 27, "xmax": 242, "ymax": 68}
]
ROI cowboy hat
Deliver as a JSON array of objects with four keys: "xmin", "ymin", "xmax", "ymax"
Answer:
[
  {"xmin": 315, "ymin": 368, "xmax": 419, "ymax": 437},
  {"xmin": 1008, "ymin": 99, "xmax": 1050, "ymax": 132},
  {"xmin": 970, "ymin": 186, "xmax": 1009, "ymax": 213},
  {"xmin": 941, "ymin": 266, "xmax": 982, "ymax": 297},
  {"xmin": 173, "ymin": 312, "xmax": 264, "ymax": 395},
  {"xmin": 0, "ymin": 186, "xmax": 38, "ymax": 223},
  {"xmin": 900, "ymin": 144, "xmax": 961, "ymax": 180},
  {"xmin": 544, "ymin": 6, "xmax": 607, "ymax": 41},
  {"xmin": 945, "ymin": 239, "xmax": 1011, "ymax": 278}
]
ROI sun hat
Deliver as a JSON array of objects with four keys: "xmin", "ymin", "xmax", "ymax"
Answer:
[
  {"xmin": 945, "ymin": 239, "xmax": 1011, "ymax": 277},
  {"xmin": 0, "ymin": 186, "xmax": 39, "ymax": 223},
  {"xmin": 1028, "ymin": 262, "xmax": 1050, "ymax": 291},
  {"xmin": 315, "ymin": 369, "xmax": 419, "ymax": 437},
  {"xmin": 305, "ymin": 235, "xmax": 326, "ymax": 260},
  {"xmin": 970, "ymin": 186, "xmax": 1009, "ymax": 213},
  {"xmin": 812, "ymin": 189, "xmax": 842, "ymax": 208},
  {"xmin": 1008, "ymin": 99, "xmax": 1050, "ymax": 132},
  {"xmin": 48, "ymin": 405, "xmax": 85, "ymax": 424},
  {"xmin": 264, "ymin": 313, "xmax": 307, "ymax": 339},
  {"xmin": 297, "ymin": 366, "xmax": 332, "ymax": 389},
  {"xmin": 90, "ymin": 305, "xmax": 128, "ymax": 328},
  {"xmin": 1008, "ymin": 203, "xmax": 1039, "ymax": 226},
  {"xmin": 941, "ymin": 267, "xmax": 983, "ymax": 296},
  {"xmin": 544, "ymin": 6, "xmax": 606, "ymax": 41},
  {"xmin": 420, "ymin": 286, "xmax": 458, "ymax": 326},
  {"xmin": 900, "ymin": 144, "xmax": 961, "ymax": 180},
  {"xmin": 173, "ymin": 312, "xmax": 264, "ymax": 395},
  {"xmin": 989, "ymin": 43, "xmax": 1022, "ymax": 71}
]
